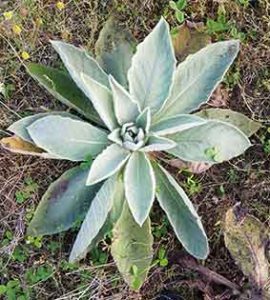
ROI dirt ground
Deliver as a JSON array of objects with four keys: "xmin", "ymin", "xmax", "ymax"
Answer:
[{"xmin": 0, "ymin": 0, "xmax": 269, "ymax": 299}]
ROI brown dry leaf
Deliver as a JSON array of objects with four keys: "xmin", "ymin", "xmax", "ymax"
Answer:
[
  {"xmin": 171, "ymin": 22, "xmax": 211, "ymax": 62},
  {"xmin": 167, "ymin": 159, "xmax": 212, "ymax": 174},
  {"xmin": 207, "ymin": 85, "xmax": 229, "ymax": 107},
  {"xmin": 1, "ymin": 135, "xmax": 57, "ymax": 159},
  {"xmin": 224, "ymin": 204, "xmax": 269, "ymax": 294}
]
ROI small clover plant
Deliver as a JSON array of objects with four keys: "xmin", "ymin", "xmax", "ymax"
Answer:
[{"xmin": 2, "ymin": 18, "xmax": 252, "ymax": 290}]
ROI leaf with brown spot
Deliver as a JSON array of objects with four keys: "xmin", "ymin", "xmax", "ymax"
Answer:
[
  {"xmin": 196, "ymin": 108, "xmax": 262, "ymax": 137},
  {"xmin": 224, "ymin": 204, "xmax": 269, "ymax": 295},
  {"xmin": 171, "ymin": 22, "xmax": 211, "ymax": 62},
  {"xmin": 28, "ymin": 166, "xmax": 102, "ymax": 236}
]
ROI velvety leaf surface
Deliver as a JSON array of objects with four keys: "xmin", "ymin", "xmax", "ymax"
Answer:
[
  {"xmin": 70, "ymin": 174, "xmax": 124, "ymax": 262},
  {"xmin": 224, "ymin": 205, "xmax": 269, "ymax": 292},
  {"xmin": 26, "ymin": 63, "xmax": 101, "ymax": 124},
  {"xmin": 141, "ymin": 135, "xmax": 176, "ymax": 152},
  {"xmin": 28, "ymin": 166, "xmax": 102, "ymax": 236},
  {"xmin": 124, "ymin": 152, "xmax": 155, "ymax": 225},
  {"xmin": 81, "ymin": 73, "xmax": 118, "ymax": 131},
  {"xmin": 136, "ymin": 107, "xmax": 151, "ymax": 134},
  {"xmin": 0, "ymin": 136, "xmax": 58, "ymax": 159},
  {"xmin": 195, "ymin": 108, "xmax": 262, "ymax": 137},
  {"xmin": 8, "ymin": 112, "xmax": 79, "ymax": 143},
  {"xmin": 151, "ymin": 114, "xmax": 205, "ymax": 136},
  {"xmin": 167, "ymin": 120, "xmax": 251, "ymax": 163},
  {"xmin": 28, "ymin": 115, "xmax": 108, "ymax": 161},
  {"xmin": 86, "ymin": 144, "xmax": 130, "ymax": 185},
  {"xmin": 128, "ymin": 18, "xmax": 176, "ymax": 113},
  {"xmin": 95, "ymin": 17, "xmax": 136, "ymax": 88},
  {"xmin": 109, "ymin": 76, "xmax": 139, "ymax": 125},
  {"xmin": 51, "ymin": 41, "xmax": 109, "ymax": 95},
  {"xmin": 155, "ymin": 40, "xmax": 240, "ymax": 120},
  {"xmin": 153, "ymin": 163, "xmax": 209, "ymax": 259},
  {"xmin": 111, "ymin": 203, "xmax": 153, "ymax": 290}
]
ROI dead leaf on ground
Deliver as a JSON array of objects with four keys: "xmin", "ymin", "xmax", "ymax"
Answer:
[
  {"xmin": 224, "ymin": 204, "xmax": 270, "ymax": 297},
  {"xmin": 207, "ymin": 85, "xmax": 229, "ymax": 108},
  {"xmin": 167, "ymin": 159, "xmax": 212, "ymax": 174},
  {"xmin": 171, "ymin": 22, "xmax": 211, "ymax": 62},
  {"xmin": 1, "ymin": 135, "xmax": 57, "ymax": 159}
]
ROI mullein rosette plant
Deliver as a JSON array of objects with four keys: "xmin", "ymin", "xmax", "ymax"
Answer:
[{"xmin": 2, "ymin": 18, "xmax": 253, "ymax": 290}]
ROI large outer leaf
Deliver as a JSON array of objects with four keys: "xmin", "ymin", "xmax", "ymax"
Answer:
[
  {"xmin": 127, "ymin": 18, "xmax": 176, "ymax": 114},
  {"xmin": 26, "ymin": 63, "xmax": 101, "ymax": 124},
  {"xmin": 151, "ymin": 114, "xmax": 206, "ymax": 136},
  {"xmin": 111, "ymin": 202, "xmax": 153, "ymax": 290},
  {"xmin": 153, "ymin": 163, "xmax": 209, "ymax": 259},
  {"xmin": 155, "ymin": 40, "xmax": 240, "ymax": 120},
  {"xmin": 167, "ymin": 120, "xmax": 251, "ymax": 163},
  {"xmin": 81, "ymin": 73, "xmax": 118, "ymax": 131},
  {"xmin": 109, "ymin": 76, "xmax": 139, "ymax": 125},
  {"xmin": 8, "ymin": 112, "xmax": 79, "ymax": 143},
  {"xmin": 69, "ymin": 174, "xmax": 124, "ymax": 262},
  {"xmin": 51, "ymin": 41, "xmax": 109, "ymax": 95},
  {"xmin": 224, "ymin": 205, "xmax": 269, "ymax": 292},
  {"xmin": 28, "ymin": 166, "xmax": 101, "ymax": 236},
  {"xmin": 86, "ymin": 144, "xmax": 130, "ymax": 185},
  {"xmin": 1, "ymin": 136, "xmax": 58, "ymax": 159},
  {"xmin": 195, "ymin": 108, "xmax": 262, "ymax": 137},
  {"xmin": 124, "ymin": 152, "xmax": 155, "ymax": 226},
  {"xmin": 28, "ymin": 115, "xmax": 108, "ymax": 161},
  {"xmin": 95, "ymin": 17, "xmax": 136, "ymax": 88}
]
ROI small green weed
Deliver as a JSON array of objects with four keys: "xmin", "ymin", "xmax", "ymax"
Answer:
[
  {"xmin": 25, "ymin": 265, "xmax": 54, "ymax": 285},
  {"xmin": 15, "ymin": 178, "xmax": 38, "ymax": 204},
  {"xmin": 153, "ymin": 246, "xmax": 169, "ymax": 267},
  {"xmin": 185, "ymin": 175, "xmax": 202, "ymax": 196},
  {"xmin": 169, "ymin": 0, "xmax": 187, "ymax": 24}
]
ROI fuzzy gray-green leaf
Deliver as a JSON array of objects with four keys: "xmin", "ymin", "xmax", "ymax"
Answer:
[
  {"xmin": 141, "ymin": 135, "xmax": 176, "ymax": 152},
  {"xmin": 167, "ymin": 120, "xmax": 251, "ymax": 163},
  {"xmin": 153, "ymin": 163, "xmax": 209, "ymax": 259},
  {"xmin": 109, "ymin": 75, "xmax": 140, "ymax": 125},
  {"xmin": 95, "ymin": 17, "xmax": 136, "ymax": 88},
  {"xmin": 28, "ymin": 166, "xmax": 102, "ymax": 236},
  {"xmin": 26, "ymin": 63, "xmax": 102, "ymax": 124},
  {"xmin": 195, "ymin": 108, "xmax": 262, "ymax": 137},
  {"xmin": 124, "ymin": 152, "xmax": 155, "ymax": 226},
  {"xmin": 81, "ymin": 73, "xmax": 118, "ymax": 131},
  {"xmin": 128, "ymin": 18, "xmax": 176, "ymax": 113},
  {"xmin": 156, "ymin": 40, "xmax": 240, "ymax": 120},
  {"xmin": 27, "ymin": 115, "xmax": 108, "ymax": 161},
  {"xmin": 51, "ymin": 41, "xmax": 109, "ymax": 94},
  {"xmin": 86, "ymin": 144, "xmax": 130, "ymax": 185},
  {"xmin": 111, "ymin": 203, "xmax": 153, "ymax": 290},
  {"xmin": 151, "ymin": 114, "xmax": 205, "ymax": 136},
  {"xmin": 70, "ymin": 174, "xmax": 124, "ymax": 262},
  {"xmin": 8, "ymin": 112, "xmax": 79, "ymax": 143}
]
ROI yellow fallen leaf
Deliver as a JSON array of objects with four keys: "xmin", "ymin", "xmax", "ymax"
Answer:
[
  {"xmin": 1, "ymin": 135, "xmax": 59, "ymax": 159},
  {"xmin": 1, "ymin": 136, "xmax": 43, "ymax": 154}
]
